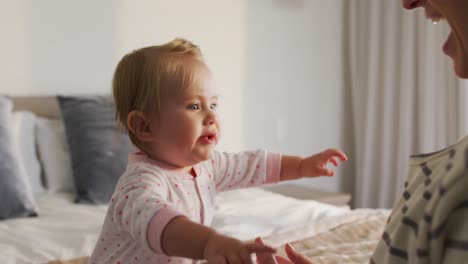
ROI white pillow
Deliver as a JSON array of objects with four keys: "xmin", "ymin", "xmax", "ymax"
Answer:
[
  {"xmin": 36, "ymin": 117, "xmax": 74, "ymax": 193},
  {"xmin": 12, "ymin": 111, "xmax": 44, "ymax": 194}
]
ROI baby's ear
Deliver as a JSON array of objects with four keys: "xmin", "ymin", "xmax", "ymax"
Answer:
[{"xmin": 127, "ymin": 110, "xmax": 156, "ymax": 142}]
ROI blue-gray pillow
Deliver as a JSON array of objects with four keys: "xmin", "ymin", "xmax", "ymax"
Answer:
[
  {"xmin": 0, "ymin": 96, "xmax": 38, "ymax": 219},
  {"xmin": 58, "ymin": 95, "xmax": 134, "ymax": 204}
]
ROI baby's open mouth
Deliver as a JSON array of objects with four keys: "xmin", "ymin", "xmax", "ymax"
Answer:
[{"xmin": 199, "ymin": 133, "xmax": 217, "ymax": 144}]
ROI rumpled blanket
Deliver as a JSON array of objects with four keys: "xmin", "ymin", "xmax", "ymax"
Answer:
[{"xmin": 263, "ymin": 209, "xmax": 390, "ymax": 264}]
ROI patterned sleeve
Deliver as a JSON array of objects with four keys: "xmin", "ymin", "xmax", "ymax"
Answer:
[
  {"xmin": 210, "ymin": 150, "xmax": 281, "ymax": 192},
  {"xmin": 436, "ymin": 176, "xmax": 468, "ymax": 263},
  {"xmin": 371, "ymin": 149, "xmax": 468, "ymax": 264},
  {"xmin": 109, "ymin": 166, "xmax": 184, "ymax": 254}
]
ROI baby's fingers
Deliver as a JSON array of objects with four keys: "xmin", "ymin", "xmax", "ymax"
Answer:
[
  {"xmin": 254, "ymin": 237, "xmax": 278, "ymax": 264},
  {"xmin": 284, "ymin": 243, "xmax": 314, "ymax": 264},
  {"xmin": 322, "ymin": 149, "xmax": 348, "ymax": 161},
  {"xmin": 275, "ymin": 256, "xmax": 293, "ymax": 264},
  {"xmin": 318, "ymin": 167, "xmax": 334, "ymax": 176},
  {"xmin": 206, "ymin": 255, "xmax": 227, "ymax": 264},
  {"xmin": 256, "ymin": 252, "xmax": 278, "ymax": 264},
  {"xmin": 246, "ymin": 241, "xmax": 276, "ymax": 254},
  {"xmin": 328, "ymin": 157, "xmax": 338, "ymax": 167},
  {"xmin": 227, "ymin": 253, "xmax": 245, "ymax": 264},
  {"xmin": 239, "ymin": 249, "xmax": 254, "ymax": 264}
]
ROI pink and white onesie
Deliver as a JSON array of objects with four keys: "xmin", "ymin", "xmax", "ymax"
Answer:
[{"xmin": 89, "ymin": 149, "xmax": 281, "ymax": 264}]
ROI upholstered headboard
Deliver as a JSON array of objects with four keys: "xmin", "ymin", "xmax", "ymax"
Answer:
[{"xmin": 12, "ymin": 96, "xmax": 60, "ymax": 118}]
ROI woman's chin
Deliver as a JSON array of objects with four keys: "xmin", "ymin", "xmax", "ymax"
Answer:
[
  {"xmin": 454, "ymin": 57, "xmax": 468, "ymax": 78},
  {"xmin": 455, "ymin": 68, "xmax": 468, "ymax": 79},
  {"xmin": 446, "ymin": 39, "xmax": 468, "ymax": 78}
]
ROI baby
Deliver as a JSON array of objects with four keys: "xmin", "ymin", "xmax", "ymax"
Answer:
[{"xmin": 89, "ymin": 38, "xmax": 347, "ymax": 264}]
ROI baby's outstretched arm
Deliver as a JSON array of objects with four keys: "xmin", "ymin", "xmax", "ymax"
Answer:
[
  {"xmin": 280, "ymin": 148, "xmax": 347, "ymax": 181},
  {"xmin": 153, "ymin": 216, "xmax": 276, "ymax": 263}
]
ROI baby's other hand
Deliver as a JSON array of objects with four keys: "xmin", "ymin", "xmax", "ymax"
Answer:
[
  {"xmin": 204, "ymin": 233, "xmax": 276, "ymax": 264},
  {"xmin": 254, "ymin": 237, "xmax": 315, "ymax": 264},
  {"xmin": 300, "ymin": 148, "xmax": 347, "ymax": 177}
]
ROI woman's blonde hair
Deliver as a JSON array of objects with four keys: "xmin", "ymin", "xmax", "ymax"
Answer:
[{"xmin": 113, "ymin": 38, "xmax": 204, "ymax": 148}]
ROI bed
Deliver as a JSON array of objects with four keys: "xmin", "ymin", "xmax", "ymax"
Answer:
[{"xmin": 1, "ymin": 96, "xmax": 390, "ymax": 264}]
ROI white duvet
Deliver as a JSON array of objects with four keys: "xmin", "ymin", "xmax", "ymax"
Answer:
[{"xmin": 0, "ymin": 188, "xmax": 350, "ymax": 264}]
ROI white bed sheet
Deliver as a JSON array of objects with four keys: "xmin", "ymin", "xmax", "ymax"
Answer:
[
  {"xmin": 211, "ymin": 188, "xmax": 350, "ymax": 241},
  {"xmin": 1, "ymin": 193, "xmax": 106, "ymax": 264},
  {"xmin": 0, "ymin": 188, "xmax": 350, "ymax": 264}
]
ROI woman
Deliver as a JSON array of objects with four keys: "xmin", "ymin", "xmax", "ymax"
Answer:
[{"xmin": 257, "ymin": 0, "xmax": 468, "ymax": 263}]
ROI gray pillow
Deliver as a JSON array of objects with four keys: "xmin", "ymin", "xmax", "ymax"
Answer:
[
  {"xmin": 58, "ymin": 95, "xmax": 134, "ymax": 204},
  {"xmin": 0, "ymin": 96, "xmax": 38, "ymax": 219}
]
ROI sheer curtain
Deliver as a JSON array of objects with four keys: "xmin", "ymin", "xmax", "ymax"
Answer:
[{"xmin": 345, "ymin": 0, "xmax": 468, "ymax": 208}]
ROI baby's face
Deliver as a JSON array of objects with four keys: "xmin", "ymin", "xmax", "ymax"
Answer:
[{"xmin": 149, "ymin": 67, "xmax": 220, "ymax": 168}]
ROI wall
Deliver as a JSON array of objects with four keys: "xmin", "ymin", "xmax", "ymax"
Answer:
[
  {"xmin": 243, "ymin": 0, "xmax": 347, "ymax": 191},
  {"xmin": 1, "ymin": 0, "xmax": 347, "ymax": 191},
  {"xmin": 0, "ymin": 0, "xmax": 245, "ymax": 152}
]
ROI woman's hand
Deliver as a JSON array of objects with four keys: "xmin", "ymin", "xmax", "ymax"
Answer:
[{"xmin": 254, "ymin": 237, "xmax": 314, "ymax": 264}]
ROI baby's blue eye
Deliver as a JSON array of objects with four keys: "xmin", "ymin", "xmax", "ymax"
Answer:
[
  {"xmin": 210, "ymin": 103, "xmax": 218, "ymax": 110},
  {"xmin": 187, "ymin": 104, "xmax": 200, "ymax": 110}
]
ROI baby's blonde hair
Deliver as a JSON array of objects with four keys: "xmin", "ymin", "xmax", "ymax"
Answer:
[{"xmin": 113, "ymin": 38, "xmax": 204, "ymax": 148}]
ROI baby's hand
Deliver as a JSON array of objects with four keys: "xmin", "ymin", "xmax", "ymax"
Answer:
[
  {"xmin": 300, "ymin": 148, "xmax": 347, "ymax": 177},
  {"xmin": 204, "ymin": 233, "xmax": 276, "ymax": 264}
]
